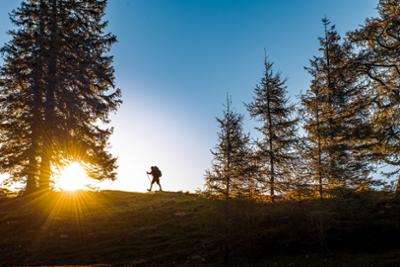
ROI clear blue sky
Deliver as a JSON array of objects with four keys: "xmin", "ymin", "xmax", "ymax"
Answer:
[{"xmin": 0, "ymin": 0, "xmax": 377, "ymax": 192}]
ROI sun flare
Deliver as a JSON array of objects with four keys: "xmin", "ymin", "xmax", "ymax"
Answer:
[{"xmin": 54, "ymin": 162, "xmax": 91, "ymax": 191}]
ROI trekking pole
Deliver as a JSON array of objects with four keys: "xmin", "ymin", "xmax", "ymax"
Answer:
[{"xmin": 146, "ymin": 173, "xmax": 152, "ymax": 192}]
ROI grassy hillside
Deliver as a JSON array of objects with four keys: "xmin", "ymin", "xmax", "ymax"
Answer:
[{"xmin": 0, "ymin": 190, "xmax": 400, "ymax": 266}]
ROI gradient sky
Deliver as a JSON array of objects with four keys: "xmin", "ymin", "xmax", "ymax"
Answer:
[{"xmin": 0, "ymin": 0, "xmax": 378, "ymax": 192}]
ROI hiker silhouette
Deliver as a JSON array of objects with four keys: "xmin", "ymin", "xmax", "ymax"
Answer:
[{"xmin": 147, "ymin": 166, "xmax": 162, "ymax": 192}]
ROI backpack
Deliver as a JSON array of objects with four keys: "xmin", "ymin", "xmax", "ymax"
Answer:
[{"xmin": 153, "ymin": 166, "xmax": 162, "ymax": 178}]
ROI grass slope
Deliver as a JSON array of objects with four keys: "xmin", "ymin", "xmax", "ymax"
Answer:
[{"xmin": 0, "ymin": 190, "xmax": 399, "ymax": 266}]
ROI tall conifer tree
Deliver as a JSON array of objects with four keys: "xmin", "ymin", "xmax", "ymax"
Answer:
[
  {"xmin": 247, "ymin": 55, "xmax": 298, "ymax": 201},
  {"xmin": 303, "ymin": 18, "xmax": 373, "ymax": 197},
  {"xmin": 349, "ymin": 0, "xmax": 400, "ymax": 197},
  {"xmin": 0, "ymin": 0, "xmax": 121, "ymax": 192},
  {"xmin": 0, "ymin": 0, "xmax": 47, "ymax": 191},
  {"xmin": 205, "ymin": 96, "xmax": 251, "ymax": 199}
]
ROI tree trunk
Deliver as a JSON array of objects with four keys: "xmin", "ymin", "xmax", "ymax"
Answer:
[
  {"xmin": 266, "ymin": 81, "xmax": 275, "ymax": 202},
  {"xmin": 25, "ymin": 0, "xmax": 46, "ymax": 194},
  {"xmin": 395, "ymin": 177, "xmax": 400, "ymax": 201},
  {"xmin": 26, "ymin": 85, "xmax": 42, "ymax": 193},
  {"xmin": 225, "ymin": 95, "xmax": 231, "ymax": 200},
  {"xmin": 38, "ymin": 0, "xmax": 58, "ymax": 190},
  {"xmin": 316, "ymin": 93, "xmax": 323, "ymax": 199},
  {"xmin": 25, "ymin": 170, "xmax": 37, "ymax": 193},
  {"xmin": 26, "ymin": 142, "xmax": 39, "ymax": 193},
  {"xmin": 269, "ymin": 147, "xmax": 275, "ymax": 202},
  {"xmin": 25, "ymin": 149, "xmax": 39, "ymax": 193},
  {"xmin": 225, "ymin": 173, "xmax": 230, "ymax": 200},
  {"xmin": 317, "ymin": 138, "xmax": 323, "ymax": 199},
  {"xmin": 39, "ymin": 155, "xmax": 51, "ymax": 191},
  {"xmin": 324, "ymin": 19, "xmax": 336, "ymax": 189}
]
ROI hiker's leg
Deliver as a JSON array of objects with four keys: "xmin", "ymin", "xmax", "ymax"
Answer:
[{"xmin": 157, "ymin": 181, "xmax": 162, "ymax": 191}]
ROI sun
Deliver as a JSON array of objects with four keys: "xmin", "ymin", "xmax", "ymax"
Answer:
[{"xmin": 54, "ymin": 162, "xmax": 91, "ymax": 191}]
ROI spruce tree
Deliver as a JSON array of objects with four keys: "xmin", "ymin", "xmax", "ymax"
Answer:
[
  {"xmin": 300, "ymin": 78, "xmax": 325, "ymax": 198},
  {"xmin": 349, "ymin": 0, "xmax": 400, "ymax": 197},
  {"xmin": 247, "ymin": 55, "xmax": 298, "ymax": 201},
  {"xmin": 39, "ymin": 0, "xmax": 121, "ymax": 190},
  {"xmin": 205, "ymin": 96, "xmax": 251, "ymax": 199},
  {"xmin": 0, "ymin": 0, "xmax": 121, "ymax": 192},
  {"xmin": 0, "ymin": 0, "xmax": 47, "ymax": 192},
  {"xmin": 302, "ymin": 18, "xmax": 373, "ymax": 197}
]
